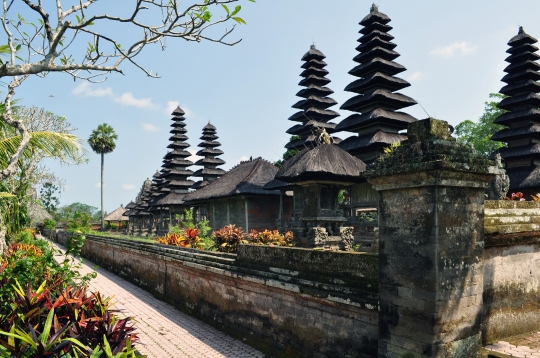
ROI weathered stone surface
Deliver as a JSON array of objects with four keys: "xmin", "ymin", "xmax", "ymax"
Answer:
[
  {"xmin": 79, "ymin": 235, "xmax": 379, "ymax": 357},
  {"xmin": 367, "ymin": 118, "xmax": 495, "ymax": 358}
]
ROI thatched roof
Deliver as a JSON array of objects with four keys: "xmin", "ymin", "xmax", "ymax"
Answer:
[
  {"xmin": 183, "ymin": 158, "xmax": 280, "ymax": 202},
  {"xmin": 507, "ymin": 166, "xmax": 540, "ymax": 190},
  {"xmin": 275, "ymin": 144, "xmax": 366, "ymax": 183},
  {"xmin": 104, "ymin": 205, "xmax": 129, "ymax": 221}
]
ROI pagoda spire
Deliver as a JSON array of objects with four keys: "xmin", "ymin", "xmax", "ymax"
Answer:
[
  {"xmin": 491, "ymin": 27, "xmax": 540, "ymax": 194},
  {"xmin": 153, "ymin": 106, "xmax": 195, "ymax": 203},
  {"xmin": 285, "ymin": 45, "xmax": 341, "ymax": 151},
  {"xmin": 192, "ymin": 123, "xmax": 226, "ymax": 189},
  {"xmin": 335, "ymin": 5, "xmax": 417, "ymax": 164}
]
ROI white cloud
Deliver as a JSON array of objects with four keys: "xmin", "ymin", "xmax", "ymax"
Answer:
[
  {"xmin": 239, "ymin": 156, "xmax": 250, "ymax": 162},
  {"xmin": 429, "ymin": 42, "xmax": 476, "ymax": 57},
  {"xmin": 72, "ymin": 82, "xmax": 114, "ymax": 97},
  {"xmin": 407, "ymin": 71, "xmax": 425, "ymax": 82},
  {"xmin": 113, "ymin": 92, "xmax": 159, "ymax": 109},
  {"xmin": 94, "ymin": 182, "xmax": 106, "ymax": 188},
  {"xmin": 122, "ymin": 184, "xmax": 136, "ymax": 190},
  {"xmin": 165, "ymin": 101, "xmax": 180, "ymax": 116},
  {"xmin": 187, "ymin": 150, "xmax": 203, "ymax": 163},
  {"xmin": 142, "ymin": 123, "xmax": 159, "ymax": 132},
  {"xmin": 73, "ymin": 83, "xmax": 158, "ymax": 110},
  {"xmin": 164, "ymin": 101, "xmax": 194, "ymax": 118}
]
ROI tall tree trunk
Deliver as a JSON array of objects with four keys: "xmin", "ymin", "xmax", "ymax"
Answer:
[
  {"xmin": 0, "ymin": 216, "xmax": 6, "ymax": 255},
  {"xmin": 101, "ymin": 152, "xmax": 104, "ymax": 231}
]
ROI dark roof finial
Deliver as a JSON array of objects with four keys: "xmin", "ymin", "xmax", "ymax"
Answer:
[
  {"xmin": 310, "ymin": 44, "xmax": 316, "ymax": 49},
  {"xmin": 519, "ymin": 26, "xmax": 525, "ymax": 34},
  {"xmin": 370, "ymin": 3, "xmax": 378, "ymax": 13}
]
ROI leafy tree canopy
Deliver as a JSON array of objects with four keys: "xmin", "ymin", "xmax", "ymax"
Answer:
[
  {"xmin": 88, "ymin": 124, "xmax": 118, "ymax": 155},
  {"xmin": 55, "ymin": 202, "xmax": 97, "ymax": 222},
  {"xmin": 454, "ymin": 93, "xmax": 507, "ymax": 155}
]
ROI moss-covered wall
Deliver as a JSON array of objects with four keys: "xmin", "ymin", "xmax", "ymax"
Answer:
[{"xmin": 483, "ymin": 200, "xmax": 540, "ymax": 343}]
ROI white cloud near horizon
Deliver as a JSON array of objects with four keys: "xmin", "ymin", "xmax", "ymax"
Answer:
[
  {"xmin": 142, "ymin": 123, "xmax": 159, "ymax": 132},
  {"xmin": 429, "ymin": 42, "xmax": 476, "ymax": 57},
  {"xmin": 407, "ymin": 71, "xmax": 425, "ymax": 82},
  {"xmin": 122, "ymin": 184, "xmax": 136, "ymax": 190},
  {"xmin": 73, "ymin": 83, "xmax": 158, "ymax": 110}
]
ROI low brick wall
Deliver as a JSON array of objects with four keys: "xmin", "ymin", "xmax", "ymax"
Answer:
[
  {"xmin": 483, "ymin": 200, "xmax": 540, "ymax": 343},
  {"xmin": 78, "ymin": 235, "xmax": 379, "ymax": 357}
]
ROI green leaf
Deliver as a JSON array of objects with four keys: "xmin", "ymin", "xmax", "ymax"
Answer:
[
  {"xmin": 60, "ymin": 58, "xmax": 67, "ymax": 65},
  {"xmin": 76, "ymin": 15, "xmax": 81, "ymax": 23},
  {"xmin": 39, "ymin": 308, "xmax": 54, "ymax": 344},
  {"xmin": 231, "ymin": 5, "xmax": 241, "ymax": 16},
  {"xmin": 15, "ymin": 56, "xmax": 23, "ymax": 62},
  {"xmin": 232, "ymin": 17, "xmax": 246, "ymax": 25},
  {"xmin": 15, "ymin": 44, "xmax": 21, "ymax": 51},
  {"xmin": 221, "ymin": 4, "xmax": 230, "ymax": 16}
]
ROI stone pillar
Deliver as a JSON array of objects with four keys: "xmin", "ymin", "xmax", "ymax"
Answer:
[{"xmin": 365, "ymin": 118, "xmax": 499, "ymax": 358}]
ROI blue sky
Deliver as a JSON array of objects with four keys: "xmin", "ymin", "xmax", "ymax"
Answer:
[{"xmin": 12, "ymin": 0, "xmax": 540, "ymax": 213}]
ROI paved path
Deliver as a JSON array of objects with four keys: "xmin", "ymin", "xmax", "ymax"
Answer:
[
  {"xmin": 485, "ymin": 332, "xmax": 540, "ymax": 357},
  {"xmin": 49, "ymin": 240, "xmax": 265, "ymax": 358}
]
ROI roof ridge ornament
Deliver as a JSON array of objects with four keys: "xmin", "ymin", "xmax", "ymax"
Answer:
[
  {"xmin": 370, "ymin": 3, "xmax": 378, "ymax": 13},
  {"xmin": 519, "ymin": 26, "xmax": 525, "ymax": 34}
]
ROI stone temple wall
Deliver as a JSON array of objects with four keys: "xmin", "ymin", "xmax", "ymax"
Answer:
[
  {"xmin": 75, "ymin": 235, "xmax": 379, "ymax": 358},
  {"xmin": 483, "ymin": 200, "xmax": 540, "ymax": 343}
]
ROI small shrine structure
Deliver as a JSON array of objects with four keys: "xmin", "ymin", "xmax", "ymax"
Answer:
[
  {"xmin": 285, "ymin": 45, "xmax": 341, "ymax": 150},
  {"xmin": 275, "ymin": 143, "xmax": 366, "ymax": 249},
  {"xmin": 491, "ymin": 26, "xmax": 540, "ymax": 196}
]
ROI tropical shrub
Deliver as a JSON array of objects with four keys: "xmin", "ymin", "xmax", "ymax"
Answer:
[
  {"xmin": 0, "ymin": 237, "xmax": 95, "ymax": 321},
  {"xmin": 504, "ymin": 192, "xmax": 525, "ymax": 201},
  {"xmin": 248, "ymin": 229, "xmax": 293, "ymax": 247},
  {"xmin": 66, "ymin": 211, "xmax": 92, "ymax": 233},
  {"xmin": 43, "ymin": 218, "xmax": 56, "ymax": 229},
  {"xmin": 0, "ymin": 280, "xmax": 139, "ymax": 357},
  {"xmin": 171, "ymin": 209, "xmax": 211, "ymax": 238},
  {"xmin": 212, "ymin": 225, "xmax": 248, "ymax": 253},
  {"xmin": 156, "ymin": 228, "xmax": 204, "ymax": 249}
]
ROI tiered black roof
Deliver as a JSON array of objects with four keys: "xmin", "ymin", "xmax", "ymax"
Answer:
[
  {"xmin": 192, "ymin": 123, "xmax": 226, "ymax": 189},
  {"xmin": 492, "ymin": 27, "xmax": 540, "ymax": 191},
  {"xmin": 335, "ymin": 4, "xmax": 417, "ymax": 164},
  {"xmin": 285, "ymin": 45, "xmax": 341, "ymax": 150},
  {"xmin": 127, "ymin": 178, "xmax": 152, "ymax": 216},
  {"xmin": 153, "ymin": 106, "xmax": 195, "ymax": 206}
]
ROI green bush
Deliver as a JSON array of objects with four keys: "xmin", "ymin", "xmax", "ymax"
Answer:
[
  {"xmin": 43, "ymin": 218, "xmax": 56, "ymax": 229},
  {"xmin": 0, "ymin": 236, "xmax": 141, "ymax": 356}
]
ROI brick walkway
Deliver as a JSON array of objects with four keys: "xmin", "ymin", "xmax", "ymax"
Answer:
[
  {"xmin": 49, "ymin": 240, "xmax": 265, "ymax": 358},
  {"xmin": 485, "ymin": 332, "xmax": 540, "ymax": 357}
]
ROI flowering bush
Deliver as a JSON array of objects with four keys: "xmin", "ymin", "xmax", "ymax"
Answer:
[
  {"xmin": 248, "ymin": 229, "xmax": 294, "ymax": 247},
  {"xmin": 156, "ymin": 228, "xmax": 204, "ymax": 249},
  {"xmin": 212, "ymin": 225, "xmax": 247, "ymax": 253},
  {"xmin": 504, "ymin": 192, "xmax": 525, "ymax": 201},
  {"xmin": 531, "ymin": 193, "xmax": 540, "ymax": 202}
]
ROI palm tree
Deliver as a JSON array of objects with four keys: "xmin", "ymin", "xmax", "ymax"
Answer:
[{"xmin": 88, "ymin": 123, "xmax": 118, "ymax": 231}]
